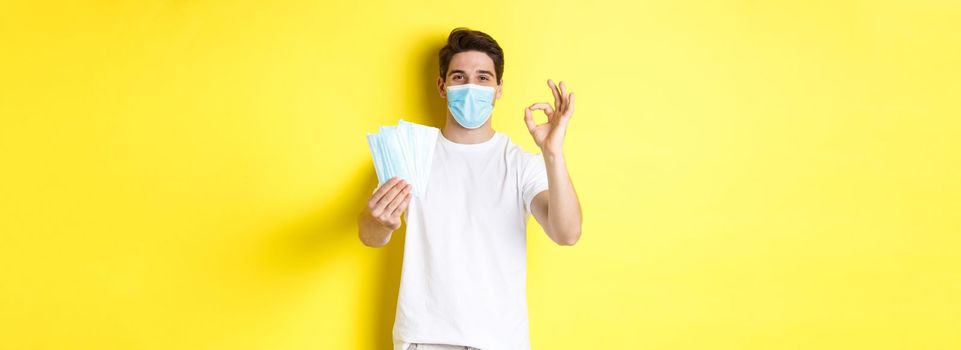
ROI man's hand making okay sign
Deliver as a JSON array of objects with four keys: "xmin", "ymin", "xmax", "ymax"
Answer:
[{"xmin": 525, "ymin": 79, "xmax": 575, "ymax": 156}]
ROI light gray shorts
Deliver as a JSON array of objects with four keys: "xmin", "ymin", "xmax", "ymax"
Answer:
[{"xmin": 403, "ymin": 342, "xmax": 481, "ymax": 350}]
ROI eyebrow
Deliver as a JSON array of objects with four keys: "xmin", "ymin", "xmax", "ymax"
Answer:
[{"xmin": 448, "ymin": 69, "xmax": 495, "ymax": 77}]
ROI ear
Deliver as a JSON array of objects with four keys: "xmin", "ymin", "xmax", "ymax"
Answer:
[
  {"xmin": 495, "ymin": 79, "xmax": 503, "ymax": 100},
  {"xmin": 437, "ymin": 76, "xmax": 447, "ymax": 98}
]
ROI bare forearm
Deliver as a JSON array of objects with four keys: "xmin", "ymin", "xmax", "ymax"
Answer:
[
  {"xmin": 357, "ymin": 210, "xmax": 393, "ymax": 247},
  {"xmin": 543, "ymin": 150, "xmax": 582, "ymax": 244},
  {"xmin": 358, "ymin": 178, "xmax": 412, "ymax": 247}
]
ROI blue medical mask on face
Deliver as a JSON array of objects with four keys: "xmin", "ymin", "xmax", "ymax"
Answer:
[{"xmin": 445, "ymin": 83, "xmax": 495, "ymax": 129}]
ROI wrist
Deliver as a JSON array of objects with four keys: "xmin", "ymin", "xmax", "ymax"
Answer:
[{"xmin": 542, "ymin": 148, "xmax": 565, "ymax": 162}]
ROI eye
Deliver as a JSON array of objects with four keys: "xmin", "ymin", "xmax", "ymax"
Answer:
[{"xmin": 480, "ymin": 76, "xmax": 489, "ymax": 81}]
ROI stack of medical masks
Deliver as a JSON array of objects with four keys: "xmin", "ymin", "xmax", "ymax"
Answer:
[{"xmin": 365, "ymin": 119, "xmax": 439, "ymax": 197}]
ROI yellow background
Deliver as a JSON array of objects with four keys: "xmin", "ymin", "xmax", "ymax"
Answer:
[{"xmin": 2, "ymin": 1, "xmax": 959, "ymax": 349}]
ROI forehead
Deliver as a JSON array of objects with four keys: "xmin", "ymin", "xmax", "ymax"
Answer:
[{"xmin": 448, "ymin": 50, "xmax": 495, "ymax": 73}]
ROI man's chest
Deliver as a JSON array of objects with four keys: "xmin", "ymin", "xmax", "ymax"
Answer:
[{"xmin": 420, "ymin": 155, "xmax": 524, "ymax": 223}]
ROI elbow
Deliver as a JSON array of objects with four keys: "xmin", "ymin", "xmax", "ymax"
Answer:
[
  {"xmin": 555, "ymin": 229, "xmax": 582, "ymax": 246},
  {"xmin": 358, "ymin": 231, "xmax": 390, "ymax": 248},
  {"xmin": 357, "ymin": 224, "xmax": 390, "ymax": 248},
  {"xmin": 361, "ymin": 239, "xmax": 388, "ymax": 248},
  {"xmin": 551, "ymin": 213, "xmax": 583, "ymax": 246},
  {"xmin": 558, "ymin": 235, "xmax": 580, "ymax": 246},
  {"xmin": 358, "ymin": 216, "xmax": 391, "ymax": 248},
  {"xmin": 359, "ymin": 233, "xmax": 389, "ymax": 248}
]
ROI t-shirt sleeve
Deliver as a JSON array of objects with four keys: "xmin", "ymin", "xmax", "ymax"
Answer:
[{"xmin": 521, "ymin": 152, "xmax": 550, "ymax": 215}]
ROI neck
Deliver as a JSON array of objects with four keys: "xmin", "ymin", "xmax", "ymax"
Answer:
[{"xmin": 441, "ymin": 113, "xmax": 495, "ymax": 144}]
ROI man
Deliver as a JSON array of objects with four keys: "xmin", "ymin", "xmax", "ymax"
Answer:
[{"xmin": 357, "ymin": 27, "xmax": 583, "ymax": 350}]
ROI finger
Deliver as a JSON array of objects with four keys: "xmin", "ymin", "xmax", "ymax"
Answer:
[
  {"xmin": 524, "ymin": 107, "xmax": 537, "ymax": 133},
  {"xmin": 558, "ymin": 81, "xmax": 568, "ymax": 112},
  {"xmin": 385, "ymin": 185, "xmax": 411, "ymax": 215},
  {"xmin": 548, "ymin": 79, "xmax": 561, "ymax": 111},
  {"xmin": 375, "ymin": 183, "xmax": 408, "ymax": 217},
  {"xmin": 558, "ymin": 91, "xmax": 571, "ymax": 119},
  {"xmin": 370, "ymin": 177, "xmax": 402, "ymax": 205},
  {"xmin": 558, "ymin": 94, "xmax": 574, "ymax": 127},
  {"xmin": 374, "ymin": 182, "xmax": 410, "ymax": 214},
  {"xmin": 528, "ymin": 102, "xmax": 554, "ymax": 119},
  {"xmin": 391, "ymin": 191, "xmax": 413, "ymax": 217}
]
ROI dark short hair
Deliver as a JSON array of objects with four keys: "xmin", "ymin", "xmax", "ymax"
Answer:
[{"xmin": 438, "ymin": 27, "xmax": 504, "ymax": 85}]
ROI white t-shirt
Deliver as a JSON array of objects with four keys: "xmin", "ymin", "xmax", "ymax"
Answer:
[{"xmin": 392, "ymin": 131, "xmax": 550, "ymax": 350}]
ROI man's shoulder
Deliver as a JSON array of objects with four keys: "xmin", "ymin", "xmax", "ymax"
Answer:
[
  {"xmin": 498, "ymin": 132, "xmax": 535, "ymax": 153},
  {"xmin": 496, "ymin": 132, "xmax": 543, "ymax": 168}
]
